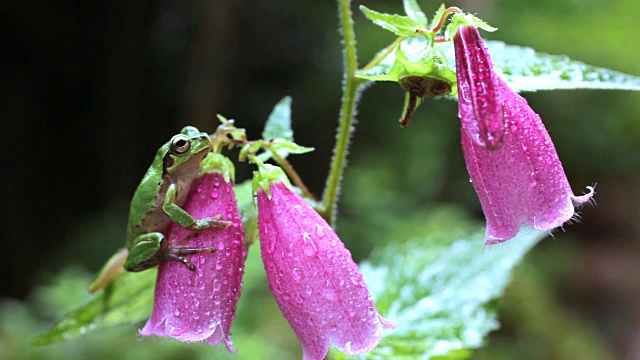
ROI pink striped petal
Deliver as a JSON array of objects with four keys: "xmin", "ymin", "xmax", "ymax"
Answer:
[
  {"xmin": 140, "ymin": 171, "xmax": 246, "ymax": 352},
  {"xmin": 454, "ymin": 25, "xmax": 505, "ymax": 150},
  {"xmin": 257, "ymin": 182, "xmax": 396, "ymax": 360},
  {"xmin": 462, "ymin": 77, "xmax": 594, "ymax": 244}
]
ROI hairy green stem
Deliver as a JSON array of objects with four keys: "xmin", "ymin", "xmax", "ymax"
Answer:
[{"xmin": 322, "ymin": 0, "xmax": 361, "ymax": 226}]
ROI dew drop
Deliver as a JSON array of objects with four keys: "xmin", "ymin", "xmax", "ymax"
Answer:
[
  {"xmin": 350, "ymin": 275, "xmax": 360, "ymax": 286},
  {"xmin": 210, "ymin": 189, "xmax": 219, "ymax": 199},
  {"xmin": 323, "ymin": 288, "xmax": 338, "ymax": 302},
  {"xmin": 294, "ymin": 204, "xmax": 307, "ymax": 216},
  {"xmin": 292, "ymin": 268, "xmax": 301, "ymax": 281},
  {"xmin": 174, "ymin": 309, "xmax": 181, "ymax": 317},
  {"xmin": 305, "ymin": 285, "xmax": 313, "ymax": 296},
  {"xmin": 303, "ymin": 244, "xmax": 317, "ymax": 257},
  {"xmin": 285, "ymin": 243, "xmax": 294, "ymax": 257}
]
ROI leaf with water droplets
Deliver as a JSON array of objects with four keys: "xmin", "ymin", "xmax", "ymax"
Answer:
[
  {"xmin": 484, "ymin": 41, "xmax": 640, "ymax": 91},
  {"xmin": 360, "ymin": 36, "xmax": 640, "ymax": 92},
  {"xmin": 330, "ymin": 227, "xmax": 547, "ymax": 359},
  {"xmin": 32, "ymin": 270, "xmax": 156, "ymax": 344}
]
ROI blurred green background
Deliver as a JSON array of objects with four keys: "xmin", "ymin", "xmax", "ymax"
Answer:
[{"xmin": 2, "ymin": 0, "xmax": 639, "ymax": 359}]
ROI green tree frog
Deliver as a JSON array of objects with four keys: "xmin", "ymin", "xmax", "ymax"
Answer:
[{"xmin": 88, "ymin": 126, "xmax": 230, "ymax": 292}]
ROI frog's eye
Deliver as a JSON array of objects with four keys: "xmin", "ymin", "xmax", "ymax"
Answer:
[{"xmin": 170, "ymin": 135, "xmax": 191, "ymax": 154}]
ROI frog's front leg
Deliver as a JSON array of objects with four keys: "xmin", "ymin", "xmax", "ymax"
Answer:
[{"xmin": 163, "ymin": 183, "xmax": 232, "ymax": 230}]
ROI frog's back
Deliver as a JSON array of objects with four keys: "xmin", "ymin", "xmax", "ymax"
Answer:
[{"xmin": 127, "ymin": 151, "xmax": 167, "ymax": 242}]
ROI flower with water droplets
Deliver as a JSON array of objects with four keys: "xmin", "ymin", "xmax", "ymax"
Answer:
[
  {"xmin": 254, "ymin": 164, "xmax": 396, "ymax": 360},
  {"xmin": 141, "ymin": 154, "xmax": 246, "ymax": 352},
  {"xmin": 453, "ymin": 25, "xmax": 594, "ymax": 244}
]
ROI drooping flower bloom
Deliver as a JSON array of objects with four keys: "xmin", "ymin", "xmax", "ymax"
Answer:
[
  {"xmin": 454, "ymin": 25, "xmax": 594, "ymax": 244},
  {"xmin": 256, "ymin": 175, "xmax": 396, "ymax": 360},
  {"xmin": 141, "ymin": 157, "xmax": 246, "ymax": 352}
]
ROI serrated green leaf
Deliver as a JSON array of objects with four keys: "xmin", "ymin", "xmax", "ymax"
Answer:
[
  {"xmin": 32, "ymin": 270, "xmax": 156, "ymax": 344},
  {"xmin": 330, "ymin": 227, "xmax": 546, "ymax": 359},
  {"xmin": 429, "ymin": 4, "xmax": 446, "ymax": 32},
  {"xmin": 262, "ymin": 96, "xmax": 294, "ymax": 141},
  {"xmin": 258, "ymin": 138, "xmax": 314, "ymax": 162},
  {"xmin": 361, "ymin": 36, "xmax": 640, "ymax": 93},
  {"xmin": 360, "ymin": 5, "xmax": 421, "ymax": 37},
  {"xmin": 484, "ymin": 40, "xmax": 640, "ymax": 91},
  {"xmin": 234, "ymin": 180, "xmax": 259, "ymax": 245},
  {"xmin": 403, "ymin": 0, "xmax": 427, "ymax": 26}
]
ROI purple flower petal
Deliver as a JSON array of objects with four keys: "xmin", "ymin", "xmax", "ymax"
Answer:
[
  {"xmin": 462, "ymin": 77, "xmax": 594, "ymax": 244},
  {"xmin": 140, "ymin": 171, "xmax": 246, "ymax": 352},
  {"xmin": 454, "ymin": 25, "xmax": 505, "ymax": 150},
  {"xmin": 257, "ymin": 182, "xmax": 396, "ymax": 360}
]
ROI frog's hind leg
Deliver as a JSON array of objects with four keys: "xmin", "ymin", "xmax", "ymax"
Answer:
[{"xmin": 164, "ymin": 243, "xmax": 217, "ymax": 271}]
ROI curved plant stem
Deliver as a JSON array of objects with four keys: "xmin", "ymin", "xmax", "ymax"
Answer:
[
  {"xmin": 322, "ymin": 0, "xmax": 361, "ymax": 226},
  {"xmin": 269, "ymin": 149, "xmax": 318, "ymax": 203}
]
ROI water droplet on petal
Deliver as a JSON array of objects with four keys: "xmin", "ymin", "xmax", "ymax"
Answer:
[
  {"xmin": 286, "ymin": 243, "xmax": 294, "ymax": 257},
  {"xmin": 292, "ymin": 268, "xmax": 301, "ymax": 281},
  {"xmin": 324, "ymin": 288, "xmax": 337, "ymax": 301},
  {"xmin": 303, "ymin": 244, "xmax": 316, "ymax": 257},
  {"xmin": 294, "ymin": 204, "xmax": 307, "ymax": 216}
]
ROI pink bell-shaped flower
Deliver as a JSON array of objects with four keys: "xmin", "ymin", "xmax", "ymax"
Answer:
[
  {"xmin": 454, "ymin": 25, "xmax": 594, "ymax": 244},
  {"xmin": 255, "ymin": 167, "xmax": 395, "ymax": 360},
  {"xmin": 141, "ymin": 155, "xmax": 246, "ymax": 352}
]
